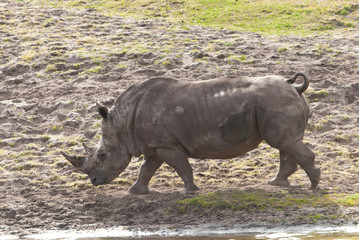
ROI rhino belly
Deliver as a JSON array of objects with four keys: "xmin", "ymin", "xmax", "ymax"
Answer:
[
  {"xmin": 186, "ymin": 121, "xmax": 263, "ymax": 160},
  {"xmin": 188, "ymin": 135, "xmax": 263, "ymax": 159}
]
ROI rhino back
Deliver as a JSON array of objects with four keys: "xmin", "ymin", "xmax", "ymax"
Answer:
[{"xmin": 132, "ymin": 77, "xmax": 264, "ymax": 158}]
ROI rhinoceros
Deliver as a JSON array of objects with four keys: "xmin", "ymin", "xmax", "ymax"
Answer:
[{"xmin": 61, "ymin": 73, "xmax": 320, "ymax": 194}]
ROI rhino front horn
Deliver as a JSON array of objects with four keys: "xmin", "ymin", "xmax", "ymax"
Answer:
[{"xmin": 60, "ymin": 151, "xmax": 88, "ymax": 173}]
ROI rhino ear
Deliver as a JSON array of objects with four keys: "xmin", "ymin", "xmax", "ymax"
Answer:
[{"xmin": 96, "ymin": 102, "xmax": 108, "ymax": 120}]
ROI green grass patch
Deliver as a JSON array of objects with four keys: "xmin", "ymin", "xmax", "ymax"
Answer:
[
  {"xmin": 51, "ymin": 124, "xmax": 63, "ymax": 131},
  {"xmin": 88, "ymin": 66, "xmax": 102, "ymax": 74},
  {"xmin": 305, "ymin": 89, "xmax": 329, "ymax": 103},
  {"xmin": 70, "ymin": 172, "xmax": 88, "ymax": 180},
  {"xmin": 174, "ymin": 190, "xmax": 359, "ymax": 215},
  {"xmin": 66, "ymin": 180, "xmax": 93, "ymax": 189},
  {"xmin": 337, "ymin": 193, "xmax": 359, "ymax": 206},
  {"xmin": 21, "ymin": 49, "xmax": 38, "ymax": 61},
  {"xmin": 27, "ymin": 0, "xmax": 359, "ymax": 36},
  {"xmin": 174, "ymin": 190, "xmax": 338, "ymax": 213},
  {"xmin": 45, "ymin": 64, "xmax": 57, "ymax": 72},
  {"xmin": 174, "ymin": 190, "xmax": 359, "ymax": 214},
  {"xmin": 12, "ymin": 161, "xmax": 42, "ymax": 171}
]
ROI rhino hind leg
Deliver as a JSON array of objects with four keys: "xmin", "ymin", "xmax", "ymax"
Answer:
[
  {"xmin": 129, "ymin": 156, "xmax": 163, "ymax": 194},
  {"xmin": 156, "ymin": 148, "xmax": 200, "ymax": 193},
  {"xmin": 279, "ymin": 141, "xmax": 320, "ymax": 189},
  {"xmin": 269, "ymin": 151, "xmax": 298, "ymax": 187},
  {"xmin": 257, "ymin": 108, "xmax": 319, "ymax": 189}
]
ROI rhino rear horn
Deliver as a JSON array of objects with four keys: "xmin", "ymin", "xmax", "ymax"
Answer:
[
  {"xmin": 60, "ymin": 151, "xmax": 88, "ymax": 173},
  {"xmin": 82, "ymin": 143, "xmax": 94, "ymax": 155}
]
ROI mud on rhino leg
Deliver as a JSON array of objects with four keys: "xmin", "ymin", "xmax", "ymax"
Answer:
[
  {"xmin": 129, "ymin": 157, "xmax": 163, "ymax": 194},
  {"xmin": 156, "ymin": 148, "xmax": 200, "ymax": 193},
  {"xmin": 280, "ymin": 141, "xmax": 320, "ymax": 189},
  {"xmin": 269, "ymin": 151, "xmax": 298, "ymax": 187}
]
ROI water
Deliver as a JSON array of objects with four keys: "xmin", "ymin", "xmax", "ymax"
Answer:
[{"xmin": 2, "ymin": 225, "xmax": 359, "ymax": 240}]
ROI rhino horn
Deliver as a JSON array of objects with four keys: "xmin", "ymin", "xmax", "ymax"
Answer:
[
  {"xmin": 60, "ymin": 151, "xmax": 89, "ymax": 173},
  {"xmin": 82, "ymin": 142, "xmax": 94, "ymax": 155}
]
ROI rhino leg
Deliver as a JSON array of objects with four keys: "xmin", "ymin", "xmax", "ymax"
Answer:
[
  {"xmin": 269, "ymin": 151, "xmax": 298, "ymax": 187},
  {"xmin": 156, "ymin": 148, "xmax": 200, "ymax": 193},
  {"xmin": 280, "ymin": 141, "xmax": 320, "ymax": 189},
  {"xmin": 129, "ymin": 157, "xmax": 163, "ymax": 194},
  {"xmin": 257, "ymin": 107, "xmax": 319, "ymax": 189}
]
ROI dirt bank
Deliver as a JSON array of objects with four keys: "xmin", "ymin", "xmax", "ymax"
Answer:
[{"xmin": 0, "ymin": 0, "xmax": 359, "ymax": 238}]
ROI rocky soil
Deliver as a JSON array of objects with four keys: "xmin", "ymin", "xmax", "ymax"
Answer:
[{"xmin": 0, "ymin": 0, "xmax": 359, "ymax": 238}]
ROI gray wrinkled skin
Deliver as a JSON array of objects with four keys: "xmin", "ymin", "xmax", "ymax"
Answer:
[{"xmin": 61, "ymin": 73, "xmax": 320, "ymax": 194}]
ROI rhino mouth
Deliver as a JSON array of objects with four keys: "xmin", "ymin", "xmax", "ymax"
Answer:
[
  {"xmin": 89, "ymin": 175, "xmax": 109, "ymax": 186},
  {"xmin": 87, "ymin": 158, "xmax": 131, "ymax": 186},
  {"xmin": 89, "ymin": 169, "xmax": 123, "ymax": 186}
]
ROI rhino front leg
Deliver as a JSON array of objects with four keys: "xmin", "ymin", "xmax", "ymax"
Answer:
[
  {"xmin": 269, "ymin": 151, "xmax": 298, "ymax": 187},
  {"xmin": 129, "ymin": 157, "xmax": 163, "ymax": 194},
  {"xmin": 156, "ymin": 148, "xmax": 200, "ymax": 193}
]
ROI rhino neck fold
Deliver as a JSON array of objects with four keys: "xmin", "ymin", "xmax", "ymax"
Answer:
[{"xmin": 113, "ymin": 97, "xmax": 142, "ymax": 157}]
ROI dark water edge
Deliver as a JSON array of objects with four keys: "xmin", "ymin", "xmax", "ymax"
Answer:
[
  {"xmin": 78, "ymin": 232, "xmax": 359, "ymax": 240},
  {"xmin": 80, "ymin": 235, "xmax": 359, "ymax": 240},
  {"xmin": 2, "ymin": 225, "xmax": 359, "ymax": 240}
]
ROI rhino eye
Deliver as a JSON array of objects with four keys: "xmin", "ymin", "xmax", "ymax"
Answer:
[{"xmin": 97, "ymin": 152, "xmax": 106, "ymax": 161}]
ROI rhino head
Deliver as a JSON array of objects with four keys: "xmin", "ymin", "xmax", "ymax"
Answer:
[{"xmin": 61, "ymin": 103, "xmax": 131, "ymax": 186}]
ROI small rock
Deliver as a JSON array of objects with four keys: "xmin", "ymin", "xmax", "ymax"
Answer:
[
  {"xmin": 2, "ymin": 63, "xmax": 30, "ymax": 76},
  {"xmin": 345, "ymin": 91, "xmax": 356, "ymax": 104},
  {"xmin": 322, "ymin": 80, "xmax": 335, "ymax": 88},
  {"xmin": 64, "ymin": 120, "xmax": 81, "ymax": 129},
  {"xmin": 6, "ymin": 209, "xmax": 17, "ymax": 219},
  {"xmin": 192, "ymin": 51, "xmax": 209, "ymax": 59},
  {"xmin": 6, "ymin": 78, "xmax": 24, "ymax": 85},
  {"xmin": 62, "ymin": 70, "xmax": 80, "ymax": 76},
  {"xmin": 58, "ymin": 113, "xmax": 67, "ymax": 121},
  {"xmin": 216, "ymin": 53, "xmax": 227, "ymax": 59},
  {"xmin": 57, "ymin": 223, "xmax": 69, "ymax": 229},
  {"xmin": 142, "ymin": 52, "xmax": 156, "ymax": 59},
  {"xmin": 55, "ymin": 63, "xmax": 68, "ymax": 71},
  {"xmin": 84, "ymin": 131, "xmax": 96, "ymax": 139}
]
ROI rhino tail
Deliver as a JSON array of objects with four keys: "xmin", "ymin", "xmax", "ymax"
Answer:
[{"xmin": 286, "ymin": 72, "xmax": 309, "ymax": 95}]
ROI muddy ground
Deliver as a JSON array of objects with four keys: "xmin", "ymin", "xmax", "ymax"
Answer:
[{"xmin": 0, "ymin": 0, "xmax": 359, "ymax": 238}]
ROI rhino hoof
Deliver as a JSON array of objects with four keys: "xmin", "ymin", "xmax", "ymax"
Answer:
[
  {"xmin": 185, "ymin": 183, "xmax": 200, "ymax": 193},
  {"xmin": 268, "ymin": 178, "xmax": 290, "ymax": 187},
  {"xmin": 128, "ymin": 183, "xmax": 150, "ymax": 195},
  {"xmin": 310, "ymin": 168, "xmax": 321, "ymax": 189}
]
